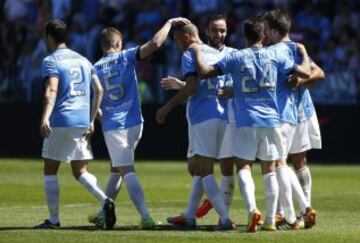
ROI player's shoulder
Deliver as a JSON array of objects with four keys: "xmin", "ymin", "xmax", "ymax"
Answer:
[
  {"xmin": 43, "ymin": 54, "xmax": 56, "ymax": 63},
  {"xmin": 223, "ymin": 46, "xmax": 237, "ymax": 54}
]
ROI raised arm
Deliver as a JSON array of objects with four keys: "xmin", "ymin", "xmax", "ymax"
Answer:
[
  {"xmin": 139, "ymin": 17, "xmax": 191, "ymax": 60},
  {"xmin": 190, "ymin": 43, "xmax": 220, "ymax": 78},
  {"xmin": 156, "ymin": 76, "xmax": 197, "ymax": 124},
  {"xmin": 40, "ymin": 77, "xmax": 58, "ymax": 137}
]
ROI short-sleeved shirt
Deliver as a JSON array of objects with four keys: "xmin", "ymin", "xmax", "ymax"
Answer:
[
  {"xmin": 216, "ymin": 47, "xmax": 295, "ymax": 128},
  {"xmin": 182, "ymin": 43, "xmax": 228, "ymax": 125},
  {"xmin": 41, "ymin": 48, "xmax": 93, "ymax": 128},
  {"xmin": 267, "ymin": 42, "xmax": 299, "ymax": 125},
  {"xmin": 218, "ymin": 46, "xmax": 237, "ymax": 124},
  {"xmin": 94, "ymin": 47, "xmax": 143, "ymax": 132},
  {"xmin": 283, "ymin": 41, "xmax": 315, "ymax": 121}
]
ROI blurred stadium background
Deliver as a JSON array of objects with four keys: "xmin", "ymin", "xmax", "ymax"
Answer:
[{"xmin": 0, "ymin": 0, "xmax": 359, "ymax": 161}]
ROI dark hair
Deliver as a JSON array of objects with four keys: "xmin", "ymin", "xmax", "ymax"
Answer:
[
  {"xmin": 44, "ymin": 19, "xmax": 67, "ymax": 44},
  {"xmin": 100, "ymin": 27, "xmax": 123, "ymax": 49},
  {"xmin": 243, "ymin": 17, "xmax": 265, "ymax": 45},
  {"xmin": 206, "ymin": 14, "xmax": 227, "ymax": 27},
  {"xmin": 263, "ymin": 9, "xmax": 291, "ymax": 36}
]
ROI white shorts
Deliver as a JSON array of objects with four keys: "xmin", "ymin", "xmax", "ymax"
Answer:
[
  {"xmin": 289, "ymin": 120, "xmax": 311, "ymax": 154},
  {"xmin": 104, "ymin": 124, "xmax": 143, "ymax": 167},
  {"xmin": 103, "ymin": 124, "xmax": 143, "ymax": 167},
  {"xmin": 42, "ymin": 127, "xmax": 93, "ymax": 163},
  {"xmin": 279, "ymin": 122, "xmax": 297, "ymax": 158},
  {"xmin": 308, "ymin": 113, "xmax": 322, "ymax": 149},
  {"xmin": 231, "ymin": 127, "xmax": 285, "ymax": 161},
  {"xmin": 187, "ymin": 119, "xmax": 226, "ymax": 158},
  {"xmin": 218, "ymin": 122, "xmax": 236, "ymax": 159}
]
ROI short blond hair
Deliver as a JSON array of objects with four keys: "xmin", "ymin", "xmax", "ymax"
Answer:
[{"xmin": 100, "ymin": 27, "xmax": 123, "ymax": 50}]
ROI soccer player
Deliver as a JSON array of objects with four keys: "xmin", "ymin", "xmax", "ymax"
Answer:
[
  {"xmin": 262, "ymin": 9, "xmax": 323, "ymax": 229},
  {"xmin": 90, "ymin": 17, "xmax": 191, "ymax": 229},
  {"xmin": 190, "ymin": 16, "xmax": 311, "ymax": 232},
  {"xmin": 160, "ymin": 14, "xmax": 238, "ymax": 219},
  {"xmin": 156, "ymin": 23, "xmax": 234, "ymax": 230},
  {"xmin": 35, "ymin": 19, "xmax": 116, "ymax": 229}
]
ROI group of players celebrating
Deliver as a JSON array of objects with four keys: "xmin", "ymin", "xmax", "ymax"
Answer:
[{"xmin": 36, "ymin": 8, "xmax": 324, "ymax": 233}]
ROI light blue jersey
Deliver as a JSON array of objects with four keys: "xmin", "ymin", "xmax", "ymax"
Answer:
[
  {"xmin": 41, "ymin": 48, "xmax": 93, "ymax": 128},
  {"xmin": 284, "ymin": 41, "xmax": 315, "ymax": 121},
  {"xmin": 267, "ymin": 42, "xmax": 298, "ymax": 125},
  {"xmin": 182, "ymin": 44, "xmax": 229, "ymax": 125},
  {"xmin": 94, "ymin": 47, "xmax": 143, "ymax": 132},
  {"xmin": 216, "ymin": 47, "xmax": 295, "ymax": 128},
  {"xmin": 218, "ymin": 46, "xmax": 237, "ymax": 124}
]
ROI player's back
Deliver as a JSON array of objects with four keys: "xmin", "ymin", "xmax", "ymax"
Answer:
[
  {"xmin": 283, "ymin": 41, "xmax": 315, "ymax": 121},
  {"xmin": 267, "ymin": 42, "xmax": 298, "ymax": 125},
  {"xmin": 220, "ymin": 47, "xmax": 280, "ymax": 128},
  {"xmin": 182, "ymin": 44, "xmax": 226, "ymax": 125},
  {"xmin": 94, "ymin": 47, "xmax": 143, "ymax": 132},
  {"xmin": 42, "ymin": 48, "xmax": 92, "ymax": 128}
]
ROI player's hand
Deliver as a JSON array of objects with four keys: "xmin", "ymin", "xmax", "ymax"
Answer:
[
  {"xmin": 217, "ymin": 86, "xmax": 234, "ymax": 100},
  {"xmin": 161, "ymin": 76, "xmax": 185, "ymax": 90},
  {"xmin": 156, "ymin": 104, "xmax": 172, "ymax": 124},
  {"xmin": 167, "ymin": 17, "xmax": 191, "ymax": 27},
  {"xmin": 40, "ymin": 119, "xmax": 52, "ymax": 138},
  {"xmin": 288, "ymin": 75, "xmax": 303, "ymax": 89},
  {"xmin": 83, "ymin": 122, "xmax": 94, "ymax": 141}
]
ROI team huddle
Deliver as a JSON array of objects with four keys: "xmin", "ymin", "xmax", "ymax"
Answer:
[{"xmin": 36, "ymin": 9, "xmax": 324, "ymax": 233}]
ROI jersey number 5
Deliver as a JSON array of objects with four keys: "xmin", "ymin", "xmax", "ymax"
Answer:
[{"xmin": 104, "ymin": 71, "xmax": 124, "ymax": 101}]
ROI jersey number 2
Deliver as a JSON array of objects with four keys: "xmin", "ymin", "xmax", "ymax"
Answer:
[{"xmin": 70, "ymin": 67, "xmax": 85, "ymax": 96}]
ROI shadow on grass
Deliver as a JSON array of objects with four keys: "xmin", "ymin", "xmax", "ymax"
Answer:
[{"xmin": 0, "ymin": 224, "xmax": 247, "ymax": 232}]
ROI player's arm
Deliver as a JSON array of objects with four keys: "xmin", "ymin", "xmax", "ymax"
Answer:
[
  {"xmin": 40, "ymin": 77, "xmax": 58, "ymax": 137},
  {"xmin": 302, "ymin": 62, "xmax": 325, "ymax": 90},
  {"xmin": 292, "ymin": 43, "xmax": 311, "ymax": 79},
  {"xmin": 190, "ymin": 43, "xmax": 220, "ymax": 78},
  {"xmin": 289, "ymin": 61, "xmax": 325, "ymax": 89},
  {"xmin": 89, "ymin": 73, "xmax": 104, "ymax": 134},
  {"xmin": 138, "ymin": 17, "xmax": 190, "ymax": 60},
  {"xmin": 161, "ymin": 76, "xmax": 186, "ymax": 90},
  {"xmin": 156, "ymin": 76, "xmax": 197, "ymax": 124}
]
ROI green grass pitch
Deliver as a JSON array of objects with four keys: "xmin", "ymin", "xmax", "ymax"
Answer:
[{"xmin": 0, "ymin": 158, "xmax": 359, "ymax": 243}]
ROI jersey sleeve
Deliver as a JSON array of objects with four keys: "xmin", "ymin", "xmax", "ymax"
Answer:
[
  {"xmin": 275, "ymin": 49, "xmax": 296, "ymax": 75},
  {"xmin": 123, "ymin": 46, "xmax": 141, "ymax": 64},
  {"xmin": 215, "ymin": 51, "xmax": 237, "ymax": 75},
  {"xmin": 181, "ymin": 50, "xmax": 197, "ymax": 80},
  {"xmin": 41, "ymin": 56, "xmax": 59, "ymax": 81}
]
